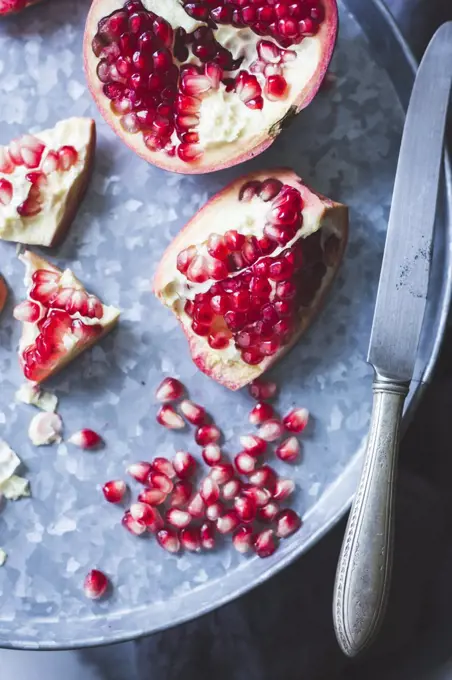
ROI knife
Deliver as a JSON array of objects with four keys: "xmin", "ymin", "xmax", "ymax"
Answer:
[{"xmin": 333, "ymin": 21, "xmax": 452, "ymax": 658}]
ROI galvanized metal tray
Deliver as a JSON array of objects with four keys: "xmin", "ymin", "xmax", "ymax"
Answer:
[{"xmin": 0, "ymin": 0, "xmax": 450, "ymax": 649}]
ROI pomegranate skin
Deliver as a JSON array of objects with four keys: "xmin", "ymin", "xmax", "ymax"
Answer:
[{"xmin": 154, "ymin": 168, "xmax": 348, "ymax": 390}]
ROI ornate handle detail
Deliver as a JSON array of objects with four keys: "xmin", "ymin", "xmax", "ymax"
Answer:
[{"xmin": 333, "ymin": 374, "xmax": 409, "ymax": 657}]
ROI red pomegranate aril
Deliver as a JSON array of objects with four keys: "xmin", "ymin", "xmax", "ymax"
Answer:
[
  {"xmin": 249, "ymin": 379, "xmax": 278, "ymax": 401},
  {"xmin": 180, "ymin": 399, "xmax": 206, "ymax": 425},
  {"xmin": 273, "ymin": 478, "xmax": 295, "ymax": 501},
  {"xmin": 249, "ymin": 402, "xmax": 274, "ymax": 425},
  {"xmin": 202, "ymin": 443, "xmax": 222, "ymax": 466},
  {"xmin": 57, "ymin": 146, "xmax": 78, "ymax": 171},
  {"xmin": 242, "ymin": 484, "xmax": 271, "ymax": 508},
  {"xmin": 206, "ymin": 500, "xmax": 224, "ymax": 521},
  {"xmin": 207, "ymin": 233, "xmax": 229, "ymax": 260},
  {"xmin": 234, "ymin": 495, "xmax": 256, "ymax": 523},
  {"xmin": 234, "ymin": 452, "xmax": 256, "ymax": 475},
  {"xmin": 156, "ymin": 404, "xmax": 185, "ymax": 429},
  {"xmin": 200, "ymin": 476, "xmax": 220, "ymax": 505},
  {"xmin": 224, "ymin": 229, "xmax": 245, "ymax": 250},
  {"xmin": 265, "ymin": 74, "xmax": 288, "ymax": 101},
  {"xmin": 0, "ymin": 148, "xmax": 14, "ymax": 174},
  {"xmin": 155, "ymin": 376, "xmax": 184, "ymax": 403},
  {"xmin": 152, "ymin": 457, "xmax": 176, "ymax": 479},
  {"xmin": 170, "ymin": 480, "xmax": 193, "ymax": 508},
  {"xmin": 268, "ymin": 258, "xmax": 294, "ymax": 282},
  {"xmin": 276, "ymin": 436, "xmax": 300, "ymax": 462},
  {"xmin": 147, "ymin": 471, "xmax": 174, "ymax": 495},
  {"xmin": 195, "ymin": 424, "xmax": 221, "ymax": 446},
  {"xmin": 173, "ymin": 451, "xmax": 196, "ymax": 479},
  {"xmin": 180, "ymin": 526, "xmax": 202, "ymax": 552},
  {"xmin": 84, "ymin": 569, "xmax": 109, "ymax": 600},
  {"xmin": 258, "ymin": 501, "xmax": 280, "ymax": 523},
  {"xmin": 130, "ymin": 502, "xmax": 163, "ymax": 531},
  {"xmin": 200, "ymin": 521, "xmax": 216, "ymax": 550},
  {"xmin": 188, "ymin": 492, "xmax": 206, "ymax": 518},
  {"xmin": 209, "ymin": 462, "xmax": 235, "ymax": 485},
  {"xmin": 127, "ymin": 461, "xmax": 152, "ymax": 484},
  {"xmin": 194, "ymin": 303, "xmax": 215, "ymax": 326},
  {"xmin": 254, "ymin": 529, "xmax": 277, "ymax": 558},
  {"xmin": 239, "ymin": 435, "xmax": 267, "ymax": 456},
  {"xmin": 283, "ymin": 407, "xmax": 309, "ymax": 432},
  {"xmin": 208, "ymin": 330, "xmax": 231, "ymax": 350},
  {"xmin": 276, "ymin": 280, "xmax": 296, "ymax": 299},
  {"xmin": 0, "ymin": 178, "xmax": 13, "ymax": 206},
  {"xmin": 217, "ymin": 510, "xmax": 240, "ymax": 535},
  {"xmin": 102, "ymin": 480, "xmax": 127, "ymax": 504},
  {"xmin": 233, "ymin": 525, "xmax": 254, "ymax": 554},
  {"xmin": 138, "ymin": 488, "xmax": 167, "ymax": 506},
  {"xmin": 275, "ymin": 508, "xmax": 302, "ymax": 538},
  {"xmin": 258, "ymin": 419, "xmax": 284, "ymax": 442},
  {"xmin": 249, "ymin": 464, "xmax": 277, "ymax": 491},
  {"xmin": 13, "ymin": 300, "xmax": 41, "ymax": 323},
  {"xmin": 122, "ymin": 511, "xmax": 147, "ymax": 536},
  {"xmin": 165, "ymin": 507, "xmax": 192, "ymax": 529},
  {"xmin": 157, "ymin": 527, "xmax": 180, "ymax": 553},
  {"xmin": 68, "ymin": 429, "xmax": 103, "ymax": 449}
]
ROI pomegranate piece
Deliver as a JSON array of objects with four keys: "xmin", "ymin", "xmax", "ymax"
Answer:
[
  {"xmin": 84, "ymin": 0, "xmax": 338, "ymax": 173},
  {"xmin": 195, "ymin": 424, "xmax": 221, "ymax": 446},
  {"xmin": 83, "ymin": 569, "xmax": 109, "ymax": 599},
  {"xmin": 249, "ymin": 465, "xmax": 277, "ymax": 492},
  {"xmin": 180, "ymin": 399, "xmax": 207, "ymax": 425},
  {"xmin": 283, "ymin": 407, "xmax": 309, "ymax": 433},
  {"xmin": 234, "ymin": 495, "xmax": 256, "ymax": 523},
  {"xmin": 222, "ymin": 478, "xmax": 241, "ymax": 501},
  {"xmin": 241, "ymin": 484, "xmax": 271, "ymax": 508},
  {"xmin": 0, "ymin": 179, "xmax": 13, "ymax": 206},
  {"xmin": 180, "ymin": 526, "xmax": 202, "ymax": 552},
  {"xmin": 122, "ymin": 511, "xmax": 147, "ymax": 536},
  {"xmin": 202, "ymin": 443, "xmax": 222, "ymax": 466},
  {"xmin": 254, "ymin": 529, "xmax": 277, "ymax": 558},
  {"xmin": 157, "ymin": 527, "xmax": 181, "ymax": 553},
  {"xmin": 275, "ymin": 508, "xmax": 302, "ymax": 538},
  {"xmin": 102, "ymin": 480, "xmax": 127, "ymax": 503},
  {"xmin": 200, "ymin": 521, "xmax": 216, "ymax": 550},
  {"xmin": 156, "ymin": 404, "xmax": 185, "ymax": 429},
  {"xmin": 234, "ymin": 452, "xmax": 256, "ymax": 476},
  {"xmin": 170, "ymin": 480, "xmax": 193, "ymax": 507},
  {"xmin": 206, "ymin": 500, "xmax": 224, "ymax": 522},
  {"xmin": 276, "ymin": 436, "xmax": 301, "ymax": 462},
  {"xmin": 155, "ymin": 377, "xmax": 185, "ymax": 403},
  {"xmin": 233, "ymin": 525, "xmax": 254, "ymax": 554},
  {"xmin": 138, "ymin": 488, "xmax": 167, "ymax": 506},
  {"xmin": 152, "ymin": 457, "xmax": 176, "ymax": 479},
  {"xmin": 147, "ymin": 471, "xmax": 174, "ymax": 495},
  {"xmin": 187, "ymin": 492, "xmax": 206, "ymax": 518},
  {"xmin": 127, "ymin": 461, "xmax": 152, "ymax": 484},
  {"xmin": 209, "ymin": 462, "xmax": 235, "ymax": 484},
  {"xmin": 257, "ymin": 501, "xmax": 280, "ymax": 523},
  {"xmin": 273, "ymin": 478, "xmax": 295, "ymax": 501},
  {"xmin": 216, "ymin": 510, "xmax": 240, "ymax": 535},
  {"xmin": 154, "ymin": 170, "xmax": 348, "ymax": 391},
  {"xmin": 173, "ymin": 451, "xmax": 196, "ymax": 479},
  {"xmin": 165, "ymin": 507, "xmax": 192, "ymax": 529},
  {"xmin": 130, "ymin": 502, "xmax": 164, "ymax": 531},
  {"xmin": 258, "ymin": 419, "xmax": 284, "ymax": 442},
  {"xmin": 68, "ymin": 429, "xmax": 103, "ymax": 450},
  {"xmin": 200, "ymin": 476, "xmax": 220, "ymax": 505},
  {"xmin": 249, "ymin": 402, "xmax": 274, "ymax": 425},
  {"xmin": 239, "ymin": 435, "xmax": 267, "ymax": 457}
]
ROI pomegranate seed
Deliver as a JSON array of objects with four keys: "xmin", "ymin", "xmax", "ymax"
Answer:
[
  {"xmin": 127, "ymin": 461, "xmax": 152, "ymax": 484},
  {"xmin": 283, "ymin": 407, "xmax": 309, "ymax": 433},
  {"xmin": 170, "ymin": 480, "xmax": 192, "ymax": 507},
  {"xmin": 232, "ymin": 526, "xmax": 253, "ymax": 554},
  {"xmin": 234, "ymin": 452, "xmax": 256, "ymax": 475},
  {"xmin": 180, "ymin": 399, "xmax": 206, "ymax": 425},
  {"xmin": 222, "ymin": 478, "xmax": 241, "ymax": 501},
  {"xmin": 41, "ymin": 150, "xmax": 59, "ymax": 174},
  {"xmin": 276, "ymin": 436, "xmax": 300, "ymax": 462},
  {"xmin": 152, "ymin": 457, "xmax": 176, "ymax": 479},
  {"xmin": 155, "ymin": 377, "xmax": 184, "ymax": 402},
  {"xmin": 188, "ymin": 492, "xmax": 206, "ymax": 518},
  {"xmin": 265, "ymin": 74, "xmax": 288, "ymax": 101},
  {"xmin": 239, "ymin": 435, "xmax": 267, "ymax": 456},
  {"xmin": 258, "ymin": 419, "xmax": 284, "ymax": 442},
  {"xmin": 147, "ymin": 471, "xmax": 174, "ymax": 495},
  {"xmin": 156, "ymin": 405, "xmax": 185, "ymax": 429},
  {"xmin": 165, "ymin": 508, "xmax": 192, "ymax": 529},
  {"xmin": 130, "ymin": 502, "xmax": 163, "ymax": 532},
  {"xmin": 249, "ymin": 465, "xmax": 277, "ymax": 492},
  {"xmin": 173, "ymin": 451, "xmax": 196, "ymax": 479},
  {"xmin": 177, "ymin": 246, "xmax": 197, "ymax": 275},
  {"xmin": 102, "ymin": 480, "xmax": 127, "ymax": 504},
  {"xmin": 13, "ymin": 300, "xmax": 41, "ymax": 323},
  {"xmin": 273, "ymin": 478, "xmax": 295, "ymax": 501},
  {"xmin": 200, "ymin": 521, "xmax": 216, "ymax": 550},
  {"xmin": 242, "ymin": 484, "xmax": 271, "ymax": 507},
  {"xmin": 224, "ymin": 230, "xmax": 245, "ymax": 250},
  {"xmin": 57, "ymin": 145, "xmax": 78, "ymax": 171},
  {"xmin": 138, "ymin": 488, "xmax": 167, "ymax": 506},
  {"xmin": 209, "ymin": 463, "xmax": 234, "ymax": 484},
  {"xmin": 216, "ymin": 510, "xmax": 240, "ymax": 534},
  {"xmin": 258, "ymin": 501, "xmax": 280, "ymax": 523},
  {"xmin": 206, "ymin": 500, "xmax": 224, "ymax": 521},
  {"xmin": 156, "ymin": 527, "xmax": 180, "ymax": 553},
  {"xmin": 122, "ymin": 511, "xmax": 147, "ymax": 536},
  {"xmin": 249, "ymin": 402, "xmax": 274, "ymax": 425},
  {"xmin": 84, "ymin": 569, "xmax": 109, "ymax": 599},
  {"xmin": 202, "ymin": 443, "xmax": 222, "ymax": 466},
  {"xmin": 195, "ymin": 424, "xmax": 221, "ymax": 446},
  {"xmin": 248, "ymin": 379, "xmax": 277, "ymax": 400},
  {"xmin": 234, "ymin": 495, "xmax": 256, "ymax": 523},
  {"xmin": 208, "ymin": 330, "xmax": 231, "ymax": 349},
  {"xmin": 200, "ymin": 476, "xmax": 220, "ymax": 505},
  {"xmin": 68, "ymin": 429, "xmax": 103, "ymax": 450},
  {"xmin": 0, "ymin": 178, "xmax": 13, "ymax": 206},
  {"xmin": 254, "ymin": 529, "xmax": 277, "ymax": 558},
  {"xmin": 180, "ymin": 526, "xmax": 202, "ymax": 552},
  {"xmin": 0, "ymin": 148, "xmax": 14, "ymax": 174},
  {"xmin": 275, "ymin": 509, "xmax": 302, "ymax": 538}
]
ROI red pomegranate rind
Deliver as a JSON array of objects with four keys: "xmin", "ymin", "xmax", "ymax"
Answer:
[
  {"xmin": 17, "ymin": 251, "xmax": 120, "ymax": 383},
  {"xmin": 0, "ymin": 0, "xmax": 42, "ymax": 16},
  {"xmin": 83, "ymin": 0, "xmax": 338, "ymax": 174},
  {"xmin": 154, "ymin": 168, "xmax": 348, "ymax": 390}
]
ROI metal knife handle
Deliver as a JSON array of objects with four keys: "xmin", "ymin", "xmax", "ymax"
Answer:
[{"xmin": 333, "ymin": 374, "xmax": 409, "ymax": 657}]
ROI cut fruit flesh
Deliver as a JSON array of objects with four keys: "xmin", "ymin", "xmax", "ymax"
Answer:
[
  {"xmin": 16, "ymin": 251, "xmax": 120, "ymax": 384},
  {"xmin": 83, "ymin": 0, "xmax": 337, "ymax": 174},
  {"xmin": 0, "ymin": 118, "xmax": 96, "ymax": 247},
  {"xmin": 0, "ymin": 0, "xmax": 41, "ymax": 15},
  {"xmin": 154, "ymin": 168, "xmax": 348, "ymax": 390}
]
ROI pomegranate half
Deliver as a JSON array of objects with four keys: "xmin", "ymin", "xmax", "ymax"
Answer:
[
  {"xmin": 0, "ymin": 118, "xmax": 96, "ymax": 247},
  {"xmin": 154, "ymin": 168, "xmax": 348, "ymax": 390},
  {"xmin": 83, "ymin": 0, "xmax": 337, "ymax": 174},
  {"xmin": 0, "ymin": 0, "xmax": 41, "ymax": 15},
  {"xmin": 16, "ymin": 251, "xmax": 120, "ymax": 383}
]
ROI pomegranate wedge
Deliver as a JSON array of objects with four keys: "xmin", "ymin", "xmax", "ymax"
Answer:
[
  {"xmin": 0, "ymin": 118, "xmax": 96, "ymax": 247},
  {"xmin": 83, "ymin": 0, "xmax": 337, "ymax": 174},
  {"xmin": 16, "ymin": 251, "xmax": 120, "ymax": 383},
  {"xmin": 154, "ymin": 168, "xmax": 348, "ymax": 390},
  {"xmin": 0, "ymin": 0, "xmax": 42, "ymax": 15}
]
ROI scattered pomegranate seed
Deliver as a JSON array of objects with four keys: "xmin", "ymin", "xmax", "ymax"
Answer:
[
  {"xmin": 283, "ymin": 407, "xmax": 309, "ymax": 433},
  {"xmin": 187, "ymin": 492, "xmax": 206, "ymax": 518},
  {"xmin": 242, "ymin": 484, "xmax": 271, "ymax": 507},
  {"xmin": 234, "ymin": 495, "xmax": 256, "ymax": 523},
  {"xmin": 173, "ymin": 451, "xmax": 196, "ymax": 479},
  {"xmin": 276, "ymin": 436, "xmax": 300, "ymax": 462},
  {"xmin": 156, "ymin": 404, "xmax": 185, "ymax": 429},
  {"xmin": 202, "ymin": 443, "xmax": 222, "ymax": 466},
  {"xmin": 0, "ymin": 178, "xmax": 13, "ymax": 206},
  {"xmin": 122, "ymin": 511, "xmax": 147, "ymax": 536},
  {"xmin": 195, "ymin": 424, "xmax": 221, "ymax": 446},
  {"xmin": 84, "ymin": 569, "xmax": 109, "ymax": 600},
  {"xmin": 138, "ymin": 488, "xmax": 167, "ymax": 506},
  {"xmin": 257, "ymin": 501, "xmax": 280, "ymax": 523},
  {"xmin": 249, "ymin": 402, "xmax": 274, "ymax": 425},
  {"xmin": 127, "ymin": 461, "xmax": 152, "ymax": 484},
  {"xmin": 254, "ymin": 529, "xmax": 277, "ymax": 558},
  {"xmin": 249, "ymin": 465, "xmax": 277, "ymax": 492},
  {"xmin": 275, "ymin": 509, "xmax": 302, "ymax": 538},
  {"xmin": 222, "ymin": 478, "xmax": 242, "ymax": 501},
  {"xmin": 206, "ymin": 500, "xmax": 224, "ymax": 521},
  {"xmin": 130, "ymin": 502, "xmax": 163, "ymax": 532},
  {"xmin": 273, "ymin": 478, "xmax": 295, "ymax": 501},
  {"xmin": 147, "ymin": 471, "xmax": 174, "ymax": 495},
  {"xmin": 170, "ymin": 480, "xmax": 193, "ymax": 507},
  {"xmin": 209, "ymin": 463, "xmax": 234, "ymax": 484},
  {"xmin": 239, "ymin": 435, "xmax": 267, "ymax": 456},
  {"xmin": 232, "ymin": 526, "xmax": 254, "ymax": 554},
  {"xmin": 180, "ymin": 399, "xmax": 206, "ymax": 425},
  {"xmin": 248, "ymin": 379, "xmax": 277, "ymax": 400},
  {"xmin": 200, "ymin": 476, "xmax": 220, "ymax": 505},
  {"xmin": 151, "ymin": 457, "xmax": 176, "ymax": 479},
  {"xmin": 180, "ymin": 526, "xmax": 202, "ymax": 552},
  {"xmin": 102, "ymin": 480, "xmax": 127, "ymax": 504},
  {"xmin": 157, "ymin": 527, "xmax": 180, "ymax": 554},
  {"xmin": 155, "ymin": 377, "xmax": 185, "ymax": 403},
  {"xmin": 234, "ymin": 452, "xmax": 256, "ymax": 475},
  {"xmin": 68, "ymin": 429, "xmax": 103, "ymax": 450},
  {"xmin": 200, "ymin": 521, "xmax": 216, "ymax": 550},
  {"xmin": 217, "ymin": 510, "xmax": 240, "ymax": 535},
  {"xmin": 258, "ymin": 419, "xmax": 284, "ymax": 442},
  {"xmin": 165, "ymin": 507, "xmax": 192, "ymax": 529}
]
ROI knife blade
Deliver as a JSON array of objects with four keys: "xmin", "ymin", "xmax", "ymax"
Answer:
[
  {"xmin": 333, "ymin": 22, "xmax": 452, "ymax": 659},
  {"xmin": 368, "ymin": 21, "xmax": 452, "ymax": 381}
]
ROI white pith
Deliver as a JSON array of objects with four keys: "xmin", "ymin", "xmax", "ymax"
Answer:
[
  {"xmin": 28, "ymin": 412, "xmax": 63, "ymax": 446},
  {"xmin": 0, "ymin": 118, "xmax": 93, "ymax": 246},
  {"xmin": 0, "ymin": 439, "xmax": 29, "ymax": 500},
  {"xmin": 15, "ymin": 383, "xmax": 58, "ymax": 412}
]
